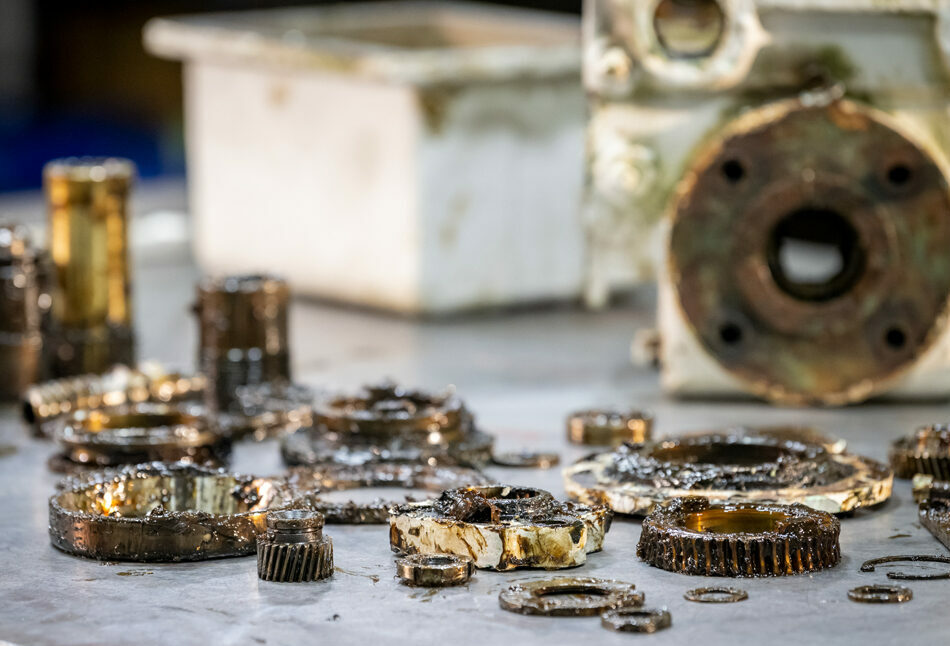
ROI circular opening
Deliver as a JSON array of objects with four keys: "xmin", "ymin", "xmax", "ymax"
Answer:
[
  {"xmin": 721, "ymin": 159, "xmax": 745, "ymax": 183},
  {"xmin": 537, "ymin": 585, "xmax": 608, "ymax": 598},
  {"xmin": 887, "ymin": 164, "xmax": 912, "ymax": 187},
  {"xmin": 718, "ymin": 322, "xmax": 743, "ymax": 345},
  {"xmin": 766, "ymin": 207, "xmax": 866, "ymax": 302},
  {"xmin": 654, "ymin": 0, "xmax": 725, "ymax": 59},
  {"xmin": 682, "ymin": 508, "xmax": 791, "ymax": 534},
  {"xmin": 884, "ymin": 327, "xmax": 907, "ymax": 349},
  {"xmin": 650, "ymin": 441, "xmax": 791, "ymax": 466}
]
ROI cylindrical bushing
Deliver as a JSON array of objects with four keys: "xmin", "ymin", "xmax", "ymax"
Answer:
[
  {"xmin": 195, "ymin": 275, "xmax": 290, "ymax": 416},
  {"xmin": 0, "ymin": 223, "xmax": 42, "ymax": 399},
  {"xmin": 44, "ymin": 157, "xmax": 136, "ymax": 377}
]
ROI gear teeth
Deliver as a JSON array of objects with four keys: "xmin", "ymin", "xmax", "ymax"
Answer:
[
  {"xmin": 637, "ymin": 497, "xmax": 840, "ymax": 577},
  {"xmin": 890, "ymin": 426, "xmax": 950, "ymax": 479},
  {"xmin": 257, "ymin": 536, "xmax": 333, "ymax": 582}
]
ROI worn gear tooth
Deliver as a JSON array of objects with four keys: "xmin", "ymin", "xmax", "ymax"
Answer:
[
  {"xmin": 257, "ymin": 510, "xmax": 334, "ymax": 583},
  {"xmin": 637, "ymin": 498, "xmax": 840, "ymax": 577},
  {"xmin": 891, "ymin": 426, "xmax": 950, "ymax": 479}
]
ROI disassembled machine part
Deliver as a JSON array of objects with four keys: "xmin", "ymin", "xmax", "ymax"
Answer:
[
  {"xmin": 0, "ymin": 223, "xmax": 42, "ymax": 401},
  {"xmin": 257, "ymin": 509, "xmax": 333, "ymax": 583},
  {"xmin": 232, "ymin": 381, "xmax": 314, "ymax": 440},
  {"xmin": 282, "ymin": 382, "xmax": 494, "ymax": 468},
  {"xmin": 279, "ymin": 462, "xmax": 492, "ymax": 524},
  {"xmin": 890, "ymin": 426, "xmax": 950, "ymax": 480},
  {"xmin": 396, "ymin": 553, "xmax": 475, "ymax": 587},
  {"xmin": 390, "ymin": 485, "xmax": 612, "ymax": 571},
  {"xmin": 195, "ymin": 274, "xmax": 290, "ymax": 423},
  {"xmin": 848, "ymin": 585, "xmax": 913, "ymax": 604},
  {"xmin": 498, "ymin": 578, "xmax": 642, "ymax": 616},
  {"xmin": 49, "ymin": 462, "xmax": 284, "ymax": 561},
  {"xmin": 564, "ymin": 430, "xmax": 892, "ymax": 515},
  {"xmin": 48, "ymin": 402, "xmax": 231, "ymax": 472},
  {"xmin": 919, "ymin": 481, "xmax": 950, "ymax": 550},
  {"xmin": 683, "ymin": 587, "xmax": 748, "ymax": 604},
  {"xmin": 566, "ymin": 409, "xmax": 652, "ymax": 446},
  {"xmin": 23, "ymin": 363, "xmax": 205, "ymax": 436},
  {"xmin": 44, "ymin": 157, "xmax": 136, "ymax": 377},
  {"xmin": 600, "ymin": 608, "xmax": 671, "ymax": 634},
  {"xmin": 637, "ymin": 497, "xmax": 840, "ymax": 577},
  {"xmin": 491, "ymin": 451, "xmax": 560, "ymax": 469},
  {"xmin": 860, "ymin": 555, "xmax": 950, "ymax": 581}
]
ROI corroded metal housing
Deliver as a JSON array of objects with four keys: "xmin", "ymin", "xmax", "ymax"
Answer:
[
  {"xmin": 389, "ymin": 485, "xmax": 611, "ymax": 571},
  {"xmin": 498, "ymin": 578, "xmax": 641, "ymax": 616},
  {"xmin": 890, "ymin": 425, "xmax": 950, "ymax": 479},
  {"xmin": 564, "ymin": 430, "xmax": 891, "ymax": 515},
  {"xmin": 49, "ymin": 462, "xmax": 284, "ymax": 561},
  {"xmin": 637, "ymin": 497, "xmax": 840, "ymax": 577},
  {"xmin": 257, "ymin": 510, "xmax": 333, "ymax": 582}
]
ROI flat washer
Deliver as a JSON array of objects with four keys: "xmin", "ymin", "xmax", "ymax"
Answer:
[
  {"xmin": 601, "ymin": 607, "xmax": 672, "ymax": 633},
  {"xmin": 396, "ymin": 553, "xmax": 475, "ymax": 587},
  {"xmin": 499, "ymin": 577, "xmax": 643, "ymax": 617},
  {"xmin": 848, "ymin": 585, "xmax": 912, "ymax": 604},
  {"xmin": 491, "ymin": 451, "xmax": 560, "ymax": 469},
  {"xmin": 684, "ymin": 587, "xmax": 748, "ymax": 603}
]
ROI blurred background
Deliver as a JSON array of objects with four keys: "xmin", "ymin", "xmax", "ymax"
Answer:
[{"xmin": 0, "ymin": 0, "xmax": 578, "ymax": 194}]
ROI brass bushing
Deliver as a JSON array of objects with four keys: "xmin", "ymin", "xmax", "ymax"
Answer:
[
  {"xmin": 257, "ymin": 509, "xmax": 333, "ymax": 582},
  {"xmin": 51, "ymin": 402, "xmax": 230, "ymax": 471},
  {"xmin": 637, "ymin": 497, "xmax": 840, "ymax": 577},
  {"xmin": 396, "ymin": 553, "xmax": 475, "ymax": 587},
  {"xmin": 498, "ymin": 578, "xmax": 642, "ymax": 616},
  {"xmin": 0, "ymin": 223, "xmax": 42, "ymax": 400},
  {"xmin": 890, "ymin": 425, "xmax": 950, "ymax": 479},
  {"xmin": 49, "ymin": 462, "xmax": 285, "ymax": 561},
  {"xmin": 44, "ymin": 157, "xmax": 136, "ymax": 377},
  {"xmin": 566, "ymin": 409, "xmax": 653, "ymax": 446}
]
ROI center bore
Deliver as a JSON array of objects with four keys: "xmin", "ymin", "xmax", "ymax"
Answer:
[{"xmin": 766, "ymin": 207, "xmax": 866, "ymax": 302}]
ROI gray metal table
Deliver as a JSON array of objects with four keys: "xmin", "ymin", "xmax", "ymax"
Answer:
[{"xmin": 0, "ymin": 191, "xmax": 947, "ymax": 644}]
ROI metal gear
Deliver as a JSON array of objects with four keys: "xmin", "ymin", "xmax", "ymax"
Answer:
[
  {"xmin": 257, "ymin": 509, "xmax": 333, "ymax": 582},
  {"xmin": 890, "ymin": 425, "xmax": 950, "ymax": 479}
]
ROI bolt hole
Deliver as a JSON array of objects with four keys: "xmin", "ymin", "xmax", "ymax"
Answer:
[
  {"xmin": 884, "ymin": 327, "xmax": 907, "ymax": 350},
  {"xmin": 654, "ymin": 0, "xmax": 725, "ymax": 59},
  {"xmin": 886, "ymin": 164, "xmax": 911, "ymax": 187},
  {"xmin": 719, "ymin": 323, "xmax": 743, "ymax": 345},
  {"xmin": 721, "ymin": 159, "xmax": 745, "ymax": 183}
]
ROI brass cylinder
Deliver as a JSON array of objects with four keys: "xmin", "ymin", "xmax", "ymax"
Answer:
[
  {"xmin": 196, "ymin": 274, "xmax": 290, "ymax": 415},
  {"xmin": 44, "ymin": 157, "xmax": 136, "ymax": 376},
  {"xmin": 0, "ymin": 223, "xmax": 42, "ymax": 399}
]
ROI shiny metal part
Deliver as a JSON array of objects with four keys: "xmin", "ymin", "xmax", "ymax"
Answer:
[
  {"xmin": 279, "ymin": 462, "xmax": 492, "ymax": 524},
  {"xmin": 44, "ymin": 157, "xmax": 136, "ymax": 377},
  {"xmin": 848, "ymin": 585, "xmax": 912, "ymax": 604},
  {"xmin": 390, "ymin": 485, "xmax": 611, "ymax": 571},
  {"xmin": 0, "ymin": 223, "xmax": 42, "ymax": 400},
  {"xmin": 683, "ymin": 587, "xmax": 748, "ymax": 604},
  {"xmin": 396, "ymin": 553, "xmax": 474, "ymax": 587},
  {"xmin": 637, "ymin": 497, "xmax": 840, "ymax": 577},
  {"xmin": 564, "ymin": 430, "xmax": 892, "ymax": 515},
  {"xmin": 600, "ymin": 607, "xmax": 671, "ymax": 634},
  {"xmin": 257, "ymin": 509, "xmax": 333, "ymax": 582},
  {"xmin": 919, "ymin": 481, "xmax": 950, "ymax": 550},
  {"xmin": 23, "ymin": 363, "xmax": 205, "ymax": 435},
  {"xmin": 49, "ymin": 462, "xmax": 284, "ymax": 561},
  {"xmin": 49, "ymin": 402, "xmax": 231, "ymax": 472},
  {"xmin": 860, "ymin": 555, "xmax": 950, "ymax": 581},
  {"xmin": 566, "ymin": 409, "xmax": 652, "ymax": 446},
  {"xmin": 196, "ymin": 274, "xmax": 290, "ymax": 422},
  {"xmin": 491, "ymin": 451, "xmax": 560, "ymax": 469},
  {"xmin": 498, "ymin": 577, "xmax": 642, "ymax": 616},
  {"xmin": 890, "ymin": 426, "xmax": 950, "ymax": 480}
]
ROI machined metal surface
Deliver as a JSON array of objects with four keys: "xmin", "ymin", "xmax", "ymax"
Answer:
[
  {"xmin": 44, "ymin": 157, "xmax": 136, "ymax": 377},
  {"xmin": 564, "ymin": 430, "xmax": 892, "ymax": 515},
  {"xmin": 601, "ymin": 607, "xmax": 671, "ymax": 634},
  {"xmin": 890, "ymin": 426, "xmax": 950, "ymax": 480},
  {"xmin": 848, "ymin": 585, "xmax": 912, "ymax": 604},
  {"xmin": 396, "ymin": 553, "xmax": 475, "ymax": 587},
  {"xmin": 0, "ymin": 223, "xmax": 42, "ymax": 400},
  {"xmin": 196, "ymin": 274, "xmax": 290, "ymax": 419},
  {"xmin": 683, "ymin": 587, "xmax": 748, "ymax": 604},
  {"xmin": 499, "ymin": 578, "xmax": 642, "ymax": 616},
  {"xmin": 566, "ymin": 409, "xmax": 652, "ymax": 446},
  {"xmin": 390, "ymin": 485, "xmax": 612, "ymax": 570},
  {"xmin": 637, "ymin": 497, "xmax": 840, "ymax": 577},
  {"xmin": 860, "ymin": 555, "xmax": 950, "ymax": 581},
  {"xmin": 492, "ymin": 451, "xmax": 560, "ymax": 469},
  {"xmin": 257, "ymin": 509, "xmax": 333, "ymax": 582},
  {"xmin": 48, "ymin": 462, "xmax": 284, "ymax": 561}
]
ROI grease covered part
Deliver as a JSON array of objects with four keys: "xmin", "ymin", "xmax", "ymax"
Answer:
[
  {"xmin": 396, "ymin": 553, "xmax": 475, "ymax": 587},
  {"xmin": 390, "ymin": 485, "xmax": 612, "ymax": 571},
  {"xmin": 919, "ymin": 481, "xmax": 950, "ymax": 551},
  {"xmin": 637, "ymin": 497, "xmax": 840, "ymax": 577},
  {"xmin": 564, "ymin": 431, "xmax": 891, "ymax": 515},
  {"xmin": 257, "ymin": 509, "xmax": 333, "ymax": 582},
  {"xmin": 860, "ymin": 554, "xmax": 950, "ymax": 581},
  {"xmin": 600, "ymin": 607, "xmax": 671, "ymax": 634},
  {"xmin": 49, "ymin": 461, "xmax": 286, "ymax": 561},
  {"xmin": 683, "ymin": 586, "xmax": 748, "ymax": 603},
  {"xmin": 499, "ymin": 577, "xmax": 642, "ymax": 616},
  {"xmin": 566, "ymin": 409, "xmax": 653, "ymax": 446},
  {"xmin": 276, "ymin": 463, "xmax": 492, "ymax": 524},
  {"xmin": 848, "ymin": 585, "xmax": 912, "ymax": 604},
  {"xmin": 890, "ymin": 425, "xmax": 950, "ymax": 479}
]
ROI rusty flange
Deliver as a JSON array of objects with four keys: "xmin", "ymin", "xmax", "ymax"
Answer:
[
  {"xmin": 390, "ymin": 485, "xmax": 612, "ymax": 571},
  {"xmin": 564, "ymin": 430, "xmax": 891, "ymax": 515}
]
